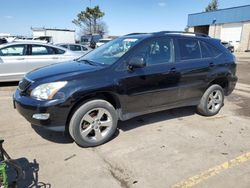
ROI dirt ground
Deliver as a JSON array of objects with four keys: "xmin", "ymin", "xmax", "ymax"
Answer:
[{"xmin": 0, "ymin": 62, "xmax": 250, "ymax": 188}]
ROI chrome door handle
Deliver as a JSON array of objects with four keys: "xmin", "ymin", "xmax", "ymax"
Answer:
[{"xmin": 16, "ymin": 58, "xmax": 25, "ymax": 60}]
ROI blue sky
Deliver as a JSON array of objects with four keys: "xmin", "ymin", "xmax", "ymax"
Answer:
[{"xmin": 0, "ymin": 0, "xmax": 249, "ymax": 36}]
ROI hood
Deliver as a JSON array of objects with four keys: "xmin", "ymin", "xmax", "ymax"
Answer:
[{"xmin": 26, "ymin": 61, "xmax": 101, "ymax": 81}]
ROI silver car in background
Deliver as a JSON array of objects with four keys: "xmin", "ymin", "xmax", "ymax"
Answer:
[
  {"xmin": 0, "ymin": 42, "xmax": 82, "ymax": 82},
  {"xmin": 56, "ymin": 43, "xmax": 92, "ymax": 55}
]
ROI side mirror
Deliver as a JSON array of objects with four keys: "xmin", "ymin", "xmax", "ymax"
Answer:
[{"xmin": 128, "ymin": 57, "xmax": 146, "ymax": 70}]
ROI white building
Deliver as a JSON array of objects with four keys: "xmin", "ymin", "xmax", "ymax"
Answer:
[
  {"xmin": 187, "ymin": 5, "xmax": 250, "ymax": 52},
  {"xmin": 32, "ymin": 27, "xmax": 75, "ymax": 44}
]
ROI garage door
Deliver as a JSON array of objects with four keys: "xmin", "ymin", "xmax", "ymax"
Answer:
[{"xmin": 221, "ymin": 23, "xmax": 243, "ymax": 50}]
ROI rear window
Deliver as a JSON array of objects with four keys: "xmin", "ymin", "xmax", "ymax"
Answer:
[{"xmin": 178, "ymin": 38, "xmax": 201, "ymax": 60}]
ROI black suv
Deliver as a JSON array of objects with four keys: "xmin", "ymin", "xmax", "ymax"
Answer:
[{"xmin": 13, "ymin": 31, "xmax": 237, "ymax": 147}]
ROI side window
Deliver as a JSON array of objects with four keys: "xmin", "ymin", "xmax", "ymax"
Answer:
[
  {"xmin": 209, "ymin": 45, "xmax": 222, "ymax": 57},
  {"xmin": 69, "ymin": 45, "xmax": 81, "ymax": 51},
  {"xmin": 53, "ymin": 47, "xmax": 65, "ymax": 54},
  {"xmin": 200, "ymin": 41, "xmax": 213, "ymax": 58},
  {"xmin": 132, "ymin": 37, "xmax": 173, "ymax": 66},
  {"xmin": 178, "ymin": 38, "xmax": 201, "ymax": 60},
  {"xmin": 0, "ymin": 45, "xmax": 26, "ymax": 56},
  {"xmin": 32, "ymin": 45, "xmax": 51, "ymax": 55},
  {"xmin": 61, "ymin": 45, "xmax": 68, "ymax": 49}
]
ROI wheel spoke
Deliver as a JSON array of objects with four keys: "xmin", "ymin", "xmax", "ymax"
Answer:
[
  {"xmin": 96, "ymin": 109, "xmax": 105, "ymax": 120},
  {"xmin": 84, "ymin": 114, "xmax": 95, "ymax": 124},
  {"xmin": 214, "ymin": 91, "xmax": 219, "ymax": 99},
  {"xmin": 81, "ymin": 125, "xmax": 93, "ymax": 137},
  {"xmin": 94, "ymin": 129, "xmax": 102, "ymax": 141},
  {"xmin": 208, "ymin": 101, "xmax": 213, "ymax": 109},
  {"xmin": 211, "ymin": 103, "xmax": 216, "ymax": 111},
  {"xmin": 100, "ymin": 119, "xmax": 112, "ymax": 127}
]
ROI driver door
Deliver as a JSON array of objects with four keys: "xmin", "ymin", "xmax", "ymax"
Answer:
[{"xmin": 118, "ymin": 36, "xmax": 180, "ymax": 114}]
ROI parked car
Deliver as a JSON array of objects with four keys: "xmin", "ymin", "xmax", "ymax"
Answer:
[
  {"xmin": 96, "ymin": 38, "xmax": 112, "ymax": 47},
  {"xmin": 0, "ymin": 42, "xmax": 82, "ymax": 82},
  {"xmin": 13, "ymin": 31, "xmax": 237, "ymax": 147},
  {"xmin": 222, "ymin": 41, "xmax": 234, "ymax": 53},
  {"xmin": 56, "ymin": 43, "xmax": 92, "ymax": 55}
]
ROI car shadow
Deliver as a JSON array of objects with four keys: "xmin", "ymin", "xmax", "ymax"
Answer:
[
  {"xmin": 7, "ymin": 158, "xmax": 51, "ymax": 188},
  {"xmin": 31, "ymin": 107, "xmax": 196, "ymax": 144},
  {"xmin": 31, "ymin": 125, "xmax": 74, "ymax": 144},
  {"xmin": 118, "ymin": 106, "xmax": 197, "ymax": 132}
]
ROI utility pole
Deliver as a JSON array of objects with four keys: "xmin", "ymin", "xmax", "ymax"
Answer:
[{"xmin": 89, "ymin": 0, "xmax": 92, "ymax": 7}]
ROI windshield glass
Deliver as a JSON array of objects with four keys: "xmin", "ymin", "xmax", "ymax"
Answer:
[{"xmin": 79, "ymin": 37, "xmax": 142, "ymax": 65}]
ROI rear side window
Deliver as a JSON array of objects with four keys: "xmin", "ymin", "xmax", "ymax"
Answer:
[
  {"xmin": 69, "ymin": 45, "xmax": 81, "ymax": 51},
  {"xmin": 31, "ymin": 45, "xmax": 52, "ymax": 55},
  {"xmin": 53, "ymin": 47, "xmax": 65, "ymax": 54},
  {"xmin": 0, "ymin": 45, "xmax": 26, "ymax": 56},
  {"xmin": 178, "ymin": 38, "xmax": 201, "ymax": 60},
  {"xmin": 200, "ymin": 41, "xmax": 213, "ymax": 58},
  {"xmin": 61, "ymin": 45, "xmax": 68, "ymax": 49}
]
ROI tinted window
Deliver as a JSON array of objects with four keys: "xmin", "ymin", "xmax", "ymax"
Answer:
[
  {"xmin": 178, "ymin": 38, "xmax": 201, "ymax": 60},
  {"xmin": 132, "ymin": 37, "xmax": 173, "ymax": 65},
  {"xmin": 54, "ymin": 48, "xmax": 65, "ymax": 54},
  {"xmin": 0, "ymin": 45, "xmax": 26, "ymax": 56},
  {"xmin": 69, "ymin": 45, "xmax": 81, "ymax": 51},
  {"xmin": 31, "ymin": 45, "xmax": 54, "ymax": 55},
  {"xmin": 209, "ymin": 45, "xmax": 222, "ymax": 57},
  {"xmin": 200, "ymin": 41, "xmax": 213, "ymax": 58},
  {"xmin": 61, "ymin": 45, "xmax": 68, "ymax": 49}
]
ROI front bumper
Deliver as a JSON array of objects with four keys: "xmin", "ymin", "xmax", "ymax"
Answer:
[{"xmin": 13, "ymin": 89, "xmax": 71, "ymax": 131}]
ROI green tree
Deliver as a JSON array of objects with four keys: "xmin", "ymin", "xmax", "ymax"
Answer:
[
  {"xmin": 73, "ymin": 6, "xmax": 105, "ymax": 35},
  {"xmin": 205, "ymin": 0, "xmax": 219, "ymax": 12}
]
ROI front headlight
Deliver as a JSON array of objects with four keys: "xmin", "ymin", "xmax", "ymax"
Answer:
[{"xmin": 31, "ymin": 81, "xmax": 67, "ymax": 100}]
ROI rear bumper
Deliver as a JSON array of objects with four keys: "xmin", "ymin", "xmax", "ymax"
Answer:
[
  {"xmin": 226, "ymin": 75, "xmax": 238, "ymax": 95},
  {"xmin": 13, "ymin": 89, "xmax": 71, "ymax": 131}
]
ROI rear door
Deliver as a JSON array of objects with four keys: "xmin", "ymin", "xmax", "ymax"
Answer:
[
  {"xmin": 0, "ymin": 44, "xmax": 28, "ymax": 81},
  {"xmin": 118, "ymin": 36, "xmax": 180, "ymax": 113},
  {"xmin": 25, "ymin": 44, "xmax": 66, "ymax": 72},
  {"xmin": 175, "ymin": 37, "xmax": 212, "ymax": 102}
]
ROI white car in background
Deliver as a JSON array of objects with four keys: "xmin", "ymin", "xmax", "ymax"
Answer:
[
  {"xmin": 0, "ymin": 42, "xmax": 82, "ymax": 82},
  {"xmin": 96, "ymin": 38, "xmax": 112, "ymax": 47}
]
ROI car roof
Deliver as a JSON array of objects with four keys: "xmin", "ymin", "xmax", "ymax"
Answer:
[
  {"xmin": 0, "ymin": 42, "xmax": 70, "ymax": 51},
  {"xmin": 124, "ymin": 31, "xmax": 210, "ymax": 39}
]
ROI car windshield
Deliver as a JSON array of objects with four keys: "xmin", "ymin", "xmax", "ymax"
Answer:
[{"xmin": 78, "ymin": 37, "xmax": 142, "ymax": 65}]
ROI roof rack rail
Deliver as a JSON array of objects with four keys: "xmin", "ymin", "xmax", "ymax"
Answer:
[
  {"xmin": 154, "ymin": 31, "xmax": 210, "ymax": 38},
  {"xmin": 125, "ymin": 33, "xmax": 148, "ymax": 36}
]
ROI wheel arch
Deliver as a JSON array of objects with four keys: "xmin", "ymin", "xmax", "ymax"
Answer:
[{"xmin": 65, "ymin": 91, "xmax": 121, "ymax": 133}]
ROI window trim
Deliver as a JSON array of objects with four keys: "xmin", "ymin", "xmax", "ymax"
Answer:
[{"xmin": 177, "ymin": 37, "xmax": 202, "ymax": 62}]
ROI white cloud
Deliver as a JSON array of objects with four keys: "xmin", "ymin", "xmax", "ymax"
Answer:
[
  {"xmin": 4, "ymin": 16, "xmax": 13, "ymax": 19},
  {"xmin": 158, "ymin": 2, "xmax": 166, "ymax": 7}
]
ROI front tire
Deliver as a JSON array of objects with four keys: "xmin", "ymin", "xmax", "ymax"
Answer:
[
  {"xmin": 197, "ymin": 84, "xmax": 224, "ymax": 116},
  {"xmin": 69, "ymin": 100, "xmax": 118, "ymax": 147}
]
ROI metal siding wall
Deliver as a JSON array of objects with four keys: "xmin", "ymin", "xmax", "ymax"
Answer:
[{"xmin": 188, "ymin": 5, "xmax": 250, "ymax": 27}]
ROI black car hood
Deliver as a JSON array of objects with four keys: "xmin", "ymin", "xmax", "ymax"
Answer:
[{"xmin": 26, "ymin": 61, "xmax": 101, "ymax": 81}]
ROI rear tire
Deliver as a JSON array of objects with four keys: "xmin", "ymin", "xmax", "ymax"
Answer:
[
  {"xmin": 197, "ymin": 84, "xmax": 224, "ymax": 116},
  {"xmin": 69, "ymin": 99, "xmax": 118, "ymax": 147}
]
